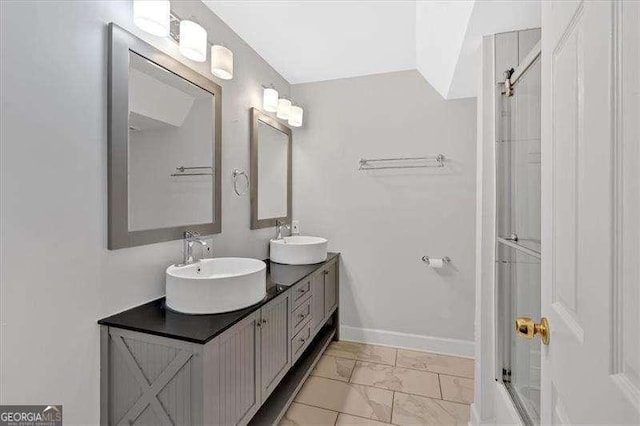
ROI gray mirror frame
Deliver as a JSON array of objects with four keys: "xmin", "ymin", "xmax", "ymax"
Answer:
[
  {"xmin": 250, "ymin": 108, "xmax": 292, "ymax": 230},
  {"xmin": 108, "ymin": 23, "xmax": 222, "ymax": 249}
]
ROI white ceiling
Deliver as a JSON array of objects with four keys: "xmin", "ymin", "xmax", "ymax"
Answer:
[
  {"xmin": 204, "ymin": 0, "xmax": 540, "ymax": 99},
  {"xmin": 204, "ymin": 1, "xmax": 416, "ymax": 84}
]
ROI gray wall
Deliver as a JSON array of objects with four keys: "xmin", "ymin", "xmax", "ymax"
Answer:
[
  {"xmin": 0, "ymin": 1, "xmax": 289, "ymax": 423},
  {"xmin": 292, "ymin": 70, "xmax": 477, "ymax": 349}
]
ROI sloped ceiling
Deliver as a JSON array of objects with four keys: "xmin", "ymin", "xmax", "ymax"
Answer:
[{"xmin": 204, "ymin": 0, "xmax": 540, "ymax": 99}]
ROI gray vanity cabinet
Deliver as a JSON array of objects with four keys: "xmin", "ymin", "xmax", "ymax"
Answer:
[
  {"xmin": 259, "ymin": 293, "xmax": 291, "ymax": 401},
  {"xmin": 209, "ymin": 312, "xmax": 262, "ymax": 426},
  {"xmin": 200, "ymin": 295, "xmax": 293, "ymax": 426},
  {"xmin": 324, "ymin": 261, "xmax": 338, "ymax": 317},
  {"xmin": 100, "ymin": 255, "xmax": 340, "ymax": 426},
  {"xmin": 310, "ymin": 271, "xmax": 325, "ymax": 334}
]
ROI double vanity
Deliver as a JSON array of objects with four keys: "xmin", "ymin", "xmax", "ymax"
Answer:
[
  {"xmin": 101, "ymin": 23, "xmax": 337, "ymax": 426},
  {"xmin": 99, "ymin": 249, "xmax": 339, "ymax": 426}
]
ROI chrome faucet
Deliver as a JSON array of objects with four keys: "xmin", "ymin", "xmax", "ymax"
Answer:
[
  {"xmin": 274, "ymin": 220, "xmax": 290, "ymax": 240},
  {"xmin": 181, "ymin": 231, "xmax": 208, "ymax": 265}
]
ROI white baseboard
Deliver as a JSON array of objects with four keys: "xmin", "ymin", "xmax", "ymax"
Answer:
[
  {"xmin": 339, "ymin": 325, "xmax": 475, "ymax": 358},
  {"xmin": 469, "ymin": 403, "xmax": 497, "ymax": 426},
  {"xmin": 469, "ymin": 403, "xmax": 481, "ymax": 426}
]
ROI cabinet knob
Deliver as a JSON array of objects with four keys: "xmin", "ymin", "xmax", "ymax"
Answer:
[
  {"xmin": 262, "ymin": 319, "xmax": 268, "ymax": 325},
  {"xmin": 298, "ymin": 313, "xmax": 306, "ymax": 319},
  {"xmin": 299, "ymin": 338, "xmax": 306, "ymax": 343},
  {"xmin": 323, "ymin": 271, "xmax": 329, "ymax": 275}
]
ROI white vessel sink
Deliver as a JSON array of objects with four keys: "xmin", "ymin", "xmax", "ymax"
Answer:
[
  {"xmin": 166, "ymin": 258, "xmax": 266, "ymax": 314},
  {"xmin": 270, "ymin": 236, "xmax": 328, "ymax": 265}
]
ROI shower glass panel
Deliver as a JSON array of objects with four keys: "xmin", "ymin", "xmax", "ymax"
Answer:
[
  {"xmin": 497, "ymin": 52, "xmax": 541, "ymax": 424},
  {"xmin": 498, "ymin": 58, "xmax": 541, "ymax": 253},
  {"xmin": 497, "ymin": 245, "xmax": 541, "ymax": 422}
]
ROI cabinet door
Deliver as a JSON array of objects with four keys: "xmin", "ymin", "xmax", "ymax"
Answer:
[
  {"xmin": 218, "ymin": 312, "xmax": 261, "ymax": 426},
  {"xmin": 260, "ymin": 293, "xmax": 290, "ymax": 401},
  {"xmin": 310, "ymin": 271, "xmax": 325, "ymax": 334},
  {"xmin": 324, "ymin": 262, "xmax": 338, "ymax": 317}
]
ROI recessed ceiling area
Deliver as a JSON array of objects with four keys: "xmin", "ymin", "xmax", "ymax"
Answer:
[
  {"xmin": 204, "ymin": 0, "xmax": 540, "ymax": 99},
  {"xmin": 204, "ymin": 1, "xmax": 416, "ymax": 84}
]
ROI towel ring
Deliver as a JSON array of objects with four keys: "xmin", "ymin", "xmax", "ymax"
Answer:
[{"xmin": 232, "ymin": 169, "xmax": 250, "ymax": 196}]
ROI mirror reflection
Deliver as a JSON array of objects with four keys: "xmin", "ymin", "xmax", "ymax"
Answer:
[
  {"xmin": 250, "ymin": 108, "xmax": 292, "ymax": 229},
  {"xmin": 257, "ymin": 121, "xmax": 288, "ymax": 219},
  {"xmin": 127, "ymin": 52, "xmax": 215, "ymax": 232}
]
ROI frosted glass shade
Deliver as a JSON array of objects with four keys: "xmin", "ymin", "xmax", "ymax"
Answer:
[
  {"xmin": 276, "ymin": 98, "xmax": 291, "ymax": 120},
  {"xmin": 211, "ymin": 45, "xmax": 234, "ymax": 80},
  {"xmin": 263, "ymin": 87, "xmax": 279, "ymax": 112},
  {"xmin": 133, "ymin": 0, "xmax": 170, "ymax": 37},
  {"xmin": 288, "ymin": 106, "xmax": 303, "ymax": 127},
  {"xmin": 179, "ymin": 20, "xmax": 207, "ymax": 62}
]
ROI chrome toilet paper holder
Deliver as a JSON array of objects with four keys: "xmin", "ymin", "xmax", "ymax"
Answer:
[{"xmin": 421, "ymin": 256, "xmax": 451, "ymax": 265}]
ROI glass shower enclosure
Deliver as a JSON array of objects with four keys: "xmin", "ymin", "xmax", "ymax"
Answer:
[{"xmin": 496, "ymin": 42, "xmax": 542, "ymax": 425}]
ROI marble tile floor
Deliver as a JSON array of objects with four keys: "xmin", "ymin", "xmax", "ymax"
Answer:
[{"xmin": 280, "ymin": 341, "xmax": 474, "ymax": 426}]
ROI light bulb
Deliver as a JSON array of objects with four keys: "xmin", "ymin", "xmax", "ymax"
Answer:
[
  {"xmin": 263, "ymin": 87, "xmax": 279, "ymax": 112},
  {"xmin": 211, "ymin": 45, "xmax": 233, "ymax": 80},
  {"xmin": 288, "ymin": 105, "xmax": 303, "ymax": 127},
  {"xmin": 277, "ymin": 98, "xmax": 291, "ymax": 120},
  {"xmin": 133, "ymin": 0, "xmax": 170, "ymax": 37},
  {"xmin": 179, "ymin": 20, "xmax": 207, "ymax": 62}
]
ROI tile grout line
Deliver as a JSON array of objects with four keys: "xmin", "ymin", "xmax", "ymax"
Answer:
[
  {"xmin": 325, "ymin": 352, "xmax": 396, "ymax": 367},
  {"xmin": 293, "ymin": 401, "xmax": 338, "ymax": 413},
  {"xmin": 337, "ymin": 340, "xmax": 474, "ymax": 361},
  {"xmin": 435, "ymin": 371, "xmax": 476, "ymax": 380},
  {"xmin": 291, "ymin": 397, "xmax": 344, "ymax": 416},
  {"xmin": 296, "ymin": 377, "xmax": 471, "ymax": 423},
  {"xmin": 331, "ymin": 411, "xmax": 396, "ymax": 426},
  {"xmin": 439, "ymin": 374, "xmax": 475, "ymax": 405},
  {"xmin": 289, "ymin": 401, "xmax": 341, "ymax": 423},
  {"xmin": 295, "ymin": 376, "xmax": 397, "ymax": 420},
  {"xmin": 347, "ymin": 360, "xmax": 357, "ymax": 383},
  {"xmin": 394, "ymin": 390, "xmax": 471, "ymax": 408},
  {"xmin": 329, "ymin": 354, "xmax": 473, "ymax": 378},
  {"xmin": 347, "ymin": 359, "xmax": 474, "ymax": 385},
  {"xmin": 392, "ymin": 362, "xmax": 475, "ymax": 379},
  {"xmin": 329, "ymin": 342, "xmax": 474, "ymax": 378},
  {"xmin": 323, "ymin": 344, "xmax": 474, "ymax": 402},
  {"xmin": 390, "ymin": 390, "xmax": 395, "ymax": 424},
  {"xmin": 305, "ymin": 372, "xmax": 447, "ymax": 407}
]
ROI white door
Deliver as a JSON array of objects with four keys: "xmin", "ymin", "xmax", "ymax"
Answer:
[{"xmin": 541, "ymin": 0, "xmax": 640, "ymax": 424}]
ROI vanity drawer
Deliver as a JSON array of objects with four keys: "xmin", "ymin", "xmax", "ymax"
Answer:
[
  {"xmin": 292, "ymin": 297, "xmax": 311, "ymax": 335},
  {"xmin": 291, "ymin": 322, "xmax": 312, "ymax": 363},
  {"xmin": 292, "ymin": 279, "xmax": 311, "ymax": 307}
]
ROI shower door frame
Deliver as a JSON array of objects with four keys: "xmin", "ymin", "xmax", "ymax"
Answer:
[{"xmin": 495, "ymin": 40, "xmax": 542, "ymax": 426}]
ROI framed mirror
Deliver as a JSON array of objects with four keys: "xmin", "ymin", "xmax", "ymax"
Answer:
[
  {"xmin": 250, "ymin": 108, "xmax": 292, "ymax": 229},
  {"xmin": 108, "ymin": 24, "xmax": 222, "ymax": 249}
]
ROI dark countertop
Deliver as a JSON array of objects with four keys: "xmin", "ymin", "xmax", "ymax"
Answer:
[{"xmin": 98, "ymin": 253, "xmax": 339, "ymax": 344}]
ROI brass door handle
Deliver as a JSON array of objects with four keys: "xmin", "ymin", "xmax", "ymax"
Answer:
[{"xmin": 515, "ymin": 317, "xmax": 549, "ymax": 345}]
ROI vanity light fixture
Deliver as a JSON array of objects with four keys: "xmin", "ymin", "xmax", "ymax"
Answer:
[
  {"xmin": 262, "ymin": 85, "xmax": 279, "ymax": 112},
  {"xmin": 179, "ymin": 20, "xmax": 207, "ymax": 62},
  {"xmin": 288, "ymin": 105, "xmax": 303, "ymax": 127},
  {"xmin": 133, "ymin": 0, "xmax": 170, "ymax": 37},
  {"xmin": 276, "ymin": 98, "xmax": 292, "ymax": 120},
  {"xmin": 211, "ymin": 44, "xmax": 233, "ymax": 80}
]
